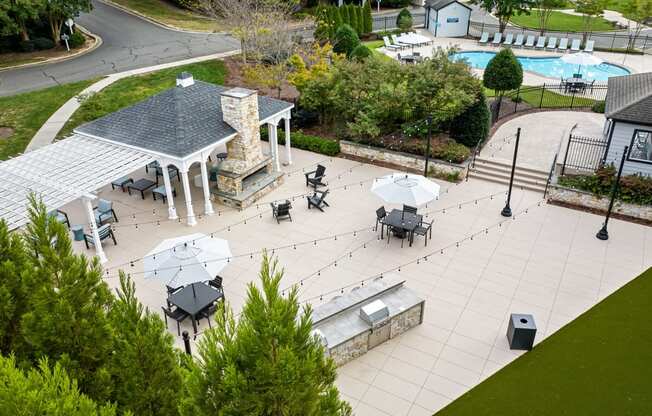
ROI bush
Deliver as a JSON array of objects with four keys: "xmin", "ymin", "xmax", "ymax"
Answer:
[
  {"xmin": 67, "ymin": 31, "xmax": 85, "ymax": 49},
  {"xmin": 483, "ymin": 48, "xmax": 523, "ymax": 94},
  {"xmin": 19, "ymin": 40, "xmax": 35, "ymax": 52},
  {"xmin": 262, "ymin": 129, "xmax": 340, "ymax": 156},
  {"xmin": 592, "ymin": 100, "xmax": 606, "ymax": 113},
  {"xmin": 33, "ymin": 37, "xmax": 55, "ymax": 50},
  {"xmin": 449, "ymin": 93, "xmax": 491, "ymax": 147},
  {"xmin": 558, "ymin": 166, "xmax": 652, "ymax": 206},
  {"xmin": 333, "ymin": 24, "xmax": 360, "ymax": 56},
  {"xmin": 396, "ymin": 8, "xmax": 413, "ymax": 30},
  {"xmin": 436, "ymin": 140, "xmax": 471, "ymax": 163},
  {"xmin": 350, "ymin": 44, "xmax": 372, "ymax": 61}
]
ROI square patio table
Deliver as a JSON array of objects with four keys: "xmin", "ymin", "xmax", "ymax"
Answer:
[
  {"xmin": 383, "ymin": 209, "xmax": 423, "ymax": 246},
  {"xmin": 127, "ymin": 178, "xmax": 156, "ymax": 199},
  {"xmin": 168, "ymin": 282, "xmax": 223, "ymax": 334}
]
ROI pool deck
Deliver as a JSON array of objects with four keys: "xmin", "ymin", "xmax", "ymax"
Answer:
[{"xmin": 383, "ymin": 30, "xmax": 649, "ymax": 86}]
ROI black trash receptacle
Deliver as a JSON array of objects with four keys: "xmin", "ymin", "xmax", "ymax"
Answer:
[{"xmin": 507, "ymin": 313, "xmax": 536, "ymax": 350}]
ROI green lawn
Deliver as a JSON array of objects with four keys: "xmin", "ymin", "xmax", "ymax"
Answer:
[
  {"xmin": 0, "ymin": 80, "xmax": 95, "ymax": 160},
  {"xmin": 110, "ymin": 0, "xmax": 221, "ymax": 32},
  {"xmin": 485, "ymin": 86, "xmax": 597, "ymax": 109},
  {"xmin": 436, "ymin": 267, "xmax": 652, "ymax": 415},
  {"xmin": 363, "ymin": 40, "xmax": 396, "ymax": 62},
  {"xmin": 59, "ymin": 60, "xmax": 227, "ymax": 138},
  {"xmin": 510, "ymin": 10, "xmax": 616, "ymax": 31}
]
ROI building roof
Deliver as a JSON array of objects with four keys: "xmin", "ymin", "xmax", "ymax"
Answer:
[
  {"xmin": 426, "ymin": 0, "xmax": 471, "ymax": 11},
  {"xmin": 75, "ymin": 81, "xmax": 293, "ymax": 158},
  {"xmin": 605, "ymin": 72, "xmax": 652, "ymax": 124},
  {"xmin": 0, "ymin": 134, "xmax": 153, "ymax": 230}
]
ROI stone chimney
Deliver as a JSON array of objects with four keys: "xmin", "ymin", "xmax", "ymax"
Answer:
[
  {"xmin": 219, "ymin": 87, "xmax": 264, "ymax": 174},
  {"xmin": 176, "ymin": 72, "xmax": 194, "ymax": 88}
]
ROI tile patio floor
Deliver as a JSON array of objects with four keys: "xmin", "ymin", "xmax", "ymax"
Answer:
[{"xmin": 60, "ymin": 143, "xmax": 652, "ymax": 415}]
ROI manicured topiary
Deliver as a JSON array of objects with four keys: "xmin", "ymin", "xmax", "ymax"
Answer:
[
  {"xmin": 350, "ymin": 44, "xmax": 373, "ymax": 61},
  {"xmin": 396, "ymin": 8, "xmax": 413, "ymax": 31},
  {"xmin": 483, "ymin": 48, "xmax": 523, "ymax": 95},
  {"xmin": 67, "ymin": 31, "xmax": 86, "ymax": 49},
  {"xmin": 333, "ymin": 24, "xmax": 360, "ymax": 56},
  {"xmin": 449, "ymin": 93, "xmax": 491, "ymax": 148}
]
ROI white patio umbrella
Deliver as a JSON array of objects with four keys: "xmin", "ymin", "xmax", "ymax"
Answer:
[
  {"xmin": 560, "ymin": 52, "xmax": 603, "ymax": 76},
  {"xmin": 371, "ymin": 173, "xmax": 440, "ymax": 206},
  {"xmin": 143, "ymin": 233, "xmax": 231, "ymax": 288}
]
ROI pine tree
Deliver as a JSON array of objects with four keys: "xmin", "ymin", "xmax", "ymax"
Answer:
[
  {"xmin": 341, "ymin": 4, "xmax": 350, "ymax": 26},
  {"xmin": 333, "ymin": 6, "xmax": 343, "ymax": 37},
  {"xmin": 0, "ymin": 355, "xmax": 117, "ymax": 416},
  {"xmin": 363, "ymin": 0, "xmax": 373, "ymax": 34},
  {"xmin": 180, "ymin": 254, "xmax": 352, "ymax": 416},
  {"xmin": 350, "ymin": 5, "xmax": 360, "ymax": 35},
  {"xmin": 356, "ymin": 6, "xmax": 365, "ymax": 35},
  {"xmin": 107, "ymin": 273, "xmax": 183, "ymax": 416}
]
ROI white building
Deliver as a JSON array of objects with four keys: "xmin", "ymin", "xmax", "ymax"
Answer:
[{"xmin": 425, "ymin": 0, "xmax": 471, "ymax": 38}]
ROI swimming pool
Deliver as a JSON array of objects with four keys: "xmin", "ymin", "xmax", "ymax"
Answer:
[{"xmin": 450, "ymin": 51, "xmax": 630, "ymax": 81}]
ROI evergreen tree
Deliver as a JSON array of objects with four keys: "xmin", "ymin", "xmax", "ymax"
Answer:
[
  {"xmin": 332, "ymin": 6, "xmax": 343, "ymax": 39},
  {"xmin": 0, "ymin": 355, "xmax": 117, "ymax": 416},
  {"xmin": 107, "ymin": 273, "xmax": 183, "ymax": 416},
  {"xmin": 363, "ymin": 0, "xmax": 373, "ymax": 34},
  {"xmin": 355, "ymin": 6, "xmax": 364, "ymax": 35},
  {"xmin": 483, "ymin": 48, "xmax": 523, "ymax": 97},
  {"xmin": 20, "ymin": 196, "xmax": 115, "ymax": 402},
  {"xmin": 180, "ymin": 254, "xmax": 352, "ymax": 416},
  {"xmin": 350, "ymin": 5, "xmax": 360, "ymax": 34},
  {"xmin": 341, "ymin": 4, "xmax": 350, "ymax": 26},
  {"xmin": 450, "ymin": 93, "xmax": 491, "ymax": 147},
  {"xmin": 333, "ymin": 23, "xmax": 360, "ymax": 56},
  {"xmin": 350, "ymin": 44, "xmax": 372, "ymax": 61}
]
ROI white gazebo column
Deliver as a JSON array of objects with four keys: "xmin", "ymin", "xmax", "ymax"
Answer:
[
  {"xmin": 284, "ymin": 117, "xmax": 292, "ymax": 166},
  {"xmin": 82, "ymin": 196, "xmax": 108, "ymax": 263},
  {"xmin": 179, "ymin": 168, "xmax": 197, "ymax": 226},
  {"xmin": 200, "ymin": 160, "xmax": 215, "ymax": 216},
  {"xmin": 161, "ymin": 164, "xmax": 178, "ymax": 220},
  {"xmin": 268, "ymin": 122, "xmax": 281, "ymax": 172}
]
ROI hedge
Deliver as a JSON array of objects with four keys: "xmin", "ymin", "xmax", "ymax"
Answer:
[
  {"xmin": 558, "ymin": 166, "xmax": 652, "ymax": 206},
  {"xmin": 262, "ymin": 129, "xmax": 340, "ymax": 156}
]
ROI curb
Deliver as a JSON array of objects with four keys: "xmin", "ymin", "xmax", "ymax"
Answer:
[
  {"xmin": 0, "ymin": 24, "xmax": 102, "ymax": 73},
  {"xmin": 98, "ymin": 0, "xmax": 227, "ymax": 35},
  {"xmin": 26, "ymin": 49, "xmax": 241, "ymax": 152}
]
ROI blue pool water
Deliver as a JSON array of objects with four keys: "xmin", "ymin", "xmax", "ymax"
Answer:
[{"xmin": 450, "ymin": 51, "xmax": 630, "ymax": 81}]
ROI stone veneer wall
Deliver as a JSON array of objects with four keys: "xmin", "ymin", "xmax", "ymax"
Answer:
[
  {"xmin": 548, "ymin": 185, "xmax": 652, "ymax": 222},
  {"xmin": 220, "ymin": 88, "xmax": 265, "ymax": 175},
  {"xmin": 340, "ymin": 140, "xmax": 467, "ymax": 178},
  {"xmin": 390, "ymin": 303, "xmax": 424, "ymax": 339}
]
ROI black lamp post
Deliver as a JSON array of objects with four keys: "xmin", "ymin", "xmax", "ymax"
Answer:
[
  {"xmin": 596, "ymin": 145, "xmax": 628, "ymax": 241},
  {"xmin": 501, "ymin": 127, "xmax": 521, "ymax": 217},
  {"xmin": 424, "ymin": 116, "xmax": 432, "ymax": 177},
  {"xmin": 182, "ymin": 330, "xmax": 192, "ymax": 355}
]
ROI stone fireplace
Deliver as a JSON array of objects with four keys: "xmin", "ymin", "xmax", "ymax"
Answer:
[{"xmin": 213, "ymin": 87, "xmax": 284, "ymax": 208}]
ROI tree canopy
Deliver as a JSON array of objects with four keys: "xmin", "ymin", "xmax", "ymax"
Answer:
[
  {"xmin": 471, "ymin": 0, "xmax": 534, "ymax": 32},
  {"xmin": 483, "ymin": 48, "xmax": 523, "ymax": 94}
]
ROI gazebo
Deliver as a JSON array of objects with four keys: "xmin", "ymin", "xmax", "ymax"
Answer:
[{"xmin": 0, "ymin": 72, "xmax": 294, "ymax": 262}]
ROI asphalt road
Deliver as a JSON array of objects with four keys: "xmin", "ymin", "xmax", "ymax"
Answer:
[{"xmin": 0, "ymin": 0, "xmax": 239, "ymax": 97}]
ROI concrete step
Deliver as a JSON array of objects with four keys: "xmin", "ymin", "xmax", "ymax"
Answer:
[
  {"xmin": 473, "ymin": 157, "xmax": 549, "ymax": 177},
  {"xmin": 468, "ymin": 171, "xmax": 547, "ymax": 193},
  {"xmin": 471, "ymin": 161, "xmax": 549, "ymax": 183}
]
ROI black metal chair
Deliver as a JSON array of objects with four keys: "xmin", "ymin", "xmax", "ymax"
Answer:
[
  {"xmin": 270, "ymin": 200, "xmax": 292, "ymax": 223},
  {"xmin": 208, "ymin": 276, "xmax": 225, "ymax": 297},
  {"xmin": 161, "ymin": 306, "xmax": 189, "ymax": 336},
  {"xmin": 198, "ymin": 303, "xmax": 218, "ymax": 328},
  {"xmin": 403, "ymin": 205, "xmax": 418, "ymax": 215},
  {"xmin": 83, "ymin": 224, "xmax": 117, "ymax": 249},
  {"xmin": 375, "ymin": 206, "xmax": 387, "ymax": 232},
  {"xmin": 412, "ymin": 220, "xmax": 433, "ymax": 246},
  {"xmin": 305, "ymin": 164, "xmax": 327, "ymax": 189},
  {"xmin": 307, "ymin": 189, "xmax": 330, "ymax": 212},
  {"xmin": 48, "ymin": 209, "xmax": 70, "ymax": 229}
]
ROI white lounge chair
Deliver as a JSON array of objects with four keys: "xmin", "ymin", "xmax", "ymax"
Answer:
[
  {"xmin": 492, "ymin": 32, "xmax": 503, "ymax": 45},
  {"xmin": 503, "ymin": 33, "xmax": 514, "ymax": 46},
  {"xmin": 535, "ymin": 36, "xmax": 546, "ymax": 48},
  {"xmin": 570, "ymin": 38, "xmax": 581, "ymax": 51},
  {"xmin": 546, "ymin": 37, "xmax": 558, "ymax": 50},
  {"xmin": 513, "ymin": 33, "xmax": 524, "ymax": 47},
  {"xmin": 391, "ymin": 34, "xmax": 409, "ymax": 48},
  {"xmin": 524, "ymin": 35, "xmax": 535, "ymax": 48},
  {"xmin": 584, "ymin": 39, "xmax": 595, "ymax": 53},
  {"xmin": 478, "ymin": 32, "xmax": 489, "ymax": 44},
  {"xmin": 383, "ymin": 36, "xmax": 401, "ymax": 51},
  {"xmin": 558, "ymin": 38, "xmax": 569, "ymax": 51}
]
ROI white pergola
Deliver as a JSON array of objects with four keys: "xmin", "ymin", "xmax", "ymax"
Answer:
[{"xmin": 0, "ymin": 134, "xmax": 154, "ymax": 262}]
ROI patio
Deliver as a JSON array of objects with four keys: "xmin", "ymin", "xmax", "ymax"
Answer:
[{"xmin": 50, "ymin": 143, "xmax": 652, "ymax": 415}]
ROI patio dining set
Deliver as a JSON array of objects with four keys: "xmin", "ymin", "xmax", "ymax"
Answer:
[
  {"xmin": 163, "ymin": 276, "xmax": 225, "ymax": 336},
  {"xmin": 375, "ymin": 204, "xmax": 433, "ymax": 247}
]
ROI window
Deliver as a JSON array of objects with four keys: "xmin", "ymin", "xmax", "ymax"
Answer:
[
  {"xmin": 628, "ymin": 129, "xmax": 652, "ymax": 164},
  {"xmin": 446, "ymin": 17, "xmax": 460, "ymax": 23}
]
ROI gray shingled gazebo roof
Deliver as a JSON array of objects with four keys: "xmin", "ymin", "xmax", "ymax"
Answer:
[
  {"xmin": 605, "ymin": 72, "xmax": 652, "ymax": 124},
  {"xmin": 75, "ymin": 80, "xmax": 293, "ymax": 158},
  {"xmin": 426, "ymin": 0, "xmax": 471, "ymax": 10}
]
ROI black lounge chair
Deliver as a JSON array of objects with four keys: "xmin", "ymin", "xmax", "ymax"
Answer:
[
  {"xmin": 161, "ymin": 306, "xmax": 189, "ymax": 336},
  {"xmin": 305, "ymin": 164, "xmax": 327, "ymax": 189},
  {"xmin": 307, "ymin": 189, "xmax": 330, "ymax": 212},
  {"xmin": 412, "ymin": 220, "xmax": 433, "ymax": 246},
  {"xmin": 83, "ymin": 224, "xmax": 117, "ymax": 249},
  {"xmin": 270, "ymin": 200, "xmax": 292, "ymax": 223},
  {"xmin": 208, "ymin": 276, "xmax": 225, "ymax": 297},
  {"xmin": 403, "ymin": 205, "xmax": 418, "ymax": 215},
  {"xmin": 48, "ymin": 209, "xmax": 70, "ymax": 229}
]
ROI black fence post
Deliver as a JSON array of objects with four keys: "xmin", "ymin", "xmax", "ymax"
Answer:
[
  {"xmin": 514, "ymin": 87, "xmax": 520, "ymax": 113},
  {"xmin": 539, "ymin": 83, "xmax": 546, "ymax": 108},
  {"xmin": 596, "ymin": 146, "xmax": 628, "ymax": 240},
  {"xmin": 561, "ymin": 133, "xmax": 573, "ymax": 176},
  {"xmin": 570, "ymin": 89, "xmax": 575, "ymax": 109}
]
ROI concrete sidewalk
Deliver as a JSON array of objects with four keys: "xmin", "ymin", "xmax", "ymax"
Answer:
[{"xmin": 26, "ymin": 50, "xmax": 239, "ymax": 152}]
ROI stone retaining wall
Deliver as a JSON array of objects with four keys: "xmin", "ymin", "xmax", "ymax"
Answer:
[
  {"xmin": 547, "ymin": 185, "xmax": 652, "ymax": 222},
  {"xmin": 340, "ymin": 140, "xmax": 467, "ymax": 179}
]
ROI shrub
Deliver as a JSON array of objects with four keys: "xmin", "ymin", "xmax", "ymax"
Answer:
[
  {"xmin": 67, "ymin": 31, "xmax": 85, "ymax": 49},
  {"xmin": 262, "ymin": 129, "xmax": 340, "ymax": 156},
  {"xmin": 19, "ymin": 40, "xmax": 35, "ymax": 52},
  {"xmin": 350, "ymin": 6, "xmax": 360, "ymax": 34},
  {"xmin": 33, "ymin": 37, "xmax": 55, "ymax": 50},
  {"xmin": 396, "ymin": 8, "xmax": 413, "ymax": 30},
  {"xmin": 333, "ymin": 24, "xmax": 360, "ymax": 56},
  {"xmin": 449, "ymin": 93, "xmax": 491, "ymax": 148},
  {"xmin": 558, "ymin": 165, "xmax": 652, "ymax": 206},
  {"xmin": 592, "ymin": 100, "xmax": 606, "ymax": 113},
  {"xmin": 483, "ymin": 48, "xmax": 523, "ymax": 94},
  {"xmin": 435, "ymin": 140, "xmax": 471, "ymax": 163},
  {"xmin": 350, "ymin": 44, "xmax": 372, "ymax": 61}
]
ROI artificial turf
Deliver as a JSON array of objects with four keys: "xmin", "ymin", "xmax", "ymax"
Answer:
[{"xmin": 436, "ymin": 267, "xmax": 652, "ymax": 415}]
